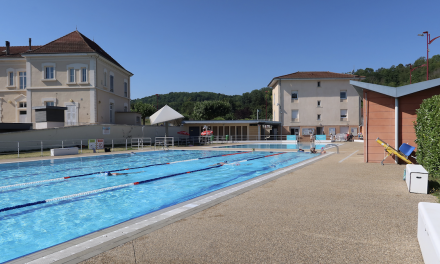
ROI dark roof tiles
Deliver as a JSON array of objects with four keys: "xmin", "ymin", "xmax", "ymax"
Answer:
[{"xmin": 0, "ymin": 46, "xmax": 42, "ymax": 58}]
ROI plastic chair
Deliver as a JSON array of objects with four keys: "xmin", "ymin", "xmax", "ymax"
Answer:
[{"xmin": 399, "ymin": 143, "xmax": 415, "ymax": 158}]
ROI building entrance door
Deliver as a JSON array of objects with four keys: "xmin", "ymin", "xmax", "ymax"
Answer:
[
  {"xmin": 290, "ymin": 127, "xmax": 299, "ymax": 135},
  {"xmin": 316, "ymin": 127, "xmax": 324, "ymax": 135},
  {"xmin": 66, "ymin": 105, "xmax": 76, "ymax": 125},
  {"xmin": 19, "ymin": 111, "xmax": 27, "ymax": 123}
]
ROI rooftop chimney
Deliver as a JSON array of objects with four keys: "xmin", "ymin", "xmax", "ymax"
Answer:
[
  {"xmin": 29, "ymin": 38, "xmax": 31, "ymax": 51},
  {"xmin": 5, "ymin": 41, "xmax": 10, "ymax": 55}
]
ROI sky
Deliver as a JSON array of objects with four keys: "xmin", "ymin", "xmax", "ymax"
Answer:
[{"xmin": 1, "ymin": 0, "xmax": 440, "ymax": 99}]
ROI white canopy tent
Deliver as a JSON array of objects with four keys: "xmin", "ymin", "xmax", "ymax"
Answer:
[{"xmin": 149, "ymin": 105, "xmax": 184, "ymax": 137}]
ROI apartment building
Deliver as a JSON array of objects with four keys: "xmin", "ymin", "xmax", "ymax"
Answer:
[
  {"xmin": 268, "ymin": 71, "xmax": 363, "ymax": 137},
  {"xmin": 0, "ymin": 30, "xmax": 133, "ymax": 127}
]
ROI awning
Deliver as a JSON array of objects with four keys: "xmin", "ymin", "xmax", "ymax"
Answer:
[{"xmin": 149, "ymin": 105, "xmax": 184, "ymax": 125}]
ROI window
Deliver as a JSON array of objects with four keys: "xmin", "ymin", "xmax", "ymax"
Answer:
[
  {"xmin": 45, "ymin": 67, "xmax": 54, "ymax": 79},
  {"xmin": 291, "ymin": 91, "xmax": 298, "ymax": 100},
  {"xmin": 317, "ymin": 114, "xmax": 321, "ymax": 120},
  {"xmin": 104, "ymin": 71, "xmax": 107, "ymax": 87},
  {"xmin": 317, "ymin": 81, "xmax": 321, "ymax": 87},
  {"xmin": 110, "ymin": 75, "xmax": 114, "ymax": 92},
  {"xmin": 340, "ymin": 109, "xmax": 348, "ymax": 120},
  {"xmin": 69, "ymin": 68, "xmax": 75, "ymax": 83},
  {"xmin": 8, "ymin": 72, "xmax": 14, "ymax": 86},
  {"xmin": 19, "ymin": 72, "xmax": 26, "ymax": 89},
  {"xmin": 124, "ymin": 82, "xmax": 128, "ymax": 97},
  {"xmin": 81, "ymin": 68, "xmax": 87, "ymax": 82},
  {"xmin": 136, "ymin": 116, "xmax": 141, "ymax": 125},
  {"xmin": 340, "ymin": 91, "xmax": 347, "ymax": 100},
  {"xmin": 19, "ymin": 102, "xmax": 27, "ymax": 108},
  {"xmin": 109, "ymin": 103, "xmax": 114, "ymax": 123},
  {"xmin": 124, "ymin": 106, "xmax": 128, "ymax": 112},
  {"xmin": 46, "ymin": 101, "xmax": 55, "ymax": 106},
  {"xmin": 302, "ymin": 128, "xmax": 314, "ymax": 135},
  {"xmin": 291, "ymin": 110, "xmax": 299, "ymax": 122},
  {"xmin": 317, "ymin": 100, "xmax": 321, "ymax": 107}
]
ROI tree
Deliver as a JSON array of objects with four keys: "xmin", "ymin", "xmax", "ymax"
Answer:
[
  {"xmin": 132, "ymin": 101, "xmax": 156, "ymax": 125},
  {"xmin": 193, "ymin": 100, "xmax": 232, "ymax": 120}
]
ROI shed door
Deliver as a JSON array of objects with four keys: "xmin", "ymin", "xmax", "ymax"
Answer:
[
  {"xmin": 340, "ymin": 126, "xmax": 349, "ymax": 134},
  {"xmin": 66, "ymin": 105, "xmax": 76, "ymax": 125},
  {"xmin": 19, "ymin": 111, "xmax": 27, "ymax": 123},
  {"xmin": 189, "ymin": 126, "xmax": 200, "ymax": 137}
]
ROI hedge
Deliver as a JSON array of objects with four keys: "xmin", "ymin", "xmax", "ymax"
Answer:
[{"xmin": 414, "ymin": 94, "xmax": 440, "ymax": 179}]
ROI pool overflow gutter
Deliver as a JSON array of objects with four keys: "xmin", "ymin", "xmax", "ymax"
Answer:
[{"xmin": 0, "ymin": 152, "xmax": 289, "ymax": 213}]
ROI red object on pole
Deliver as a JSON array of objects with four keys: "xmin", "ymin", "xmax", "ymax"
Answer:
[
  {"xmin": 422, "ymin": 31, "xmax": 440, "ymax": 81},
  {"xmin": 409, "ymin": 63, "xmax": 426, "ymax": 84}
]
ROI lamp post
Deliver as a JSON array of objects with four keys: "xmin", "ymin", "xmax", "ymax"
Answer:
[
  {"xmin": 257, "ymin": 109, "xmax": 259, "ymax": 120},
  {"xmin": 409, "ymin": 63, "xmax": 426, "ymax": 84},
  {"xmin": 418, "ymin": 31, "xmax": 440, "ymax": 81}
]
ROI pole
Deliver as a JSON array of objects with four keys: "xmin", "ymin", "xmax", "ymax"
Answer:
[
  {"xmin": 257, "ymin": 109, "xmax": 259, "ymax": 120},
  {"xmin": 427, "ymin": 33, "xmax": 429, "ymax": 81},
  {"xmin": 156, "ymin": 94, "xmax": 158, "ymax": 110}
]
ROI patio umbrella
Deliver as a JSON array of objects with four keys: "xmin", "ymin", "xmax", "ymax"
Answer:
[
  {"xmin": 177, "ymin": 131, "xmax": 189, "ymax": 136},
  {"xmin": 149, "ymin": 105, "xmax": 184, "ymax": 125},
  {"xmin": 201, "ymin": 130, "xmax": 213, "ymax": 136}
]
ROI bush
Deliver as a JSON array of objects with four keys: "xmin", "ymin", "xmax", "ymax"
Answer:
[{"xmin": 414, "ymin": 94, "xmax": 440, "ymax": 179}]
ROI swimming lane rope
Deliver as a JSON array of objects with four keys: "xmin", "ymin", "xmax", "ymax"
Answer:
[{"xmin": 0, "ymin": 152, "xmax": 286, "ymax": 213}]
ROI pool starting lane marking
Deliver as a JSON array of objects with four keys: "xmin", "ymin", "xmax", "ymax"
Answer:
[
  {"xmin": 25, "ymin": 152, "xmax": 332, "ymax": 264},
  {"xmin": 0, "ymin": 152, "xmax": 289, "ymax": 213},
  {"xmin": 0, "ymin": 151, "xmax": 249, "ymax": 190}
]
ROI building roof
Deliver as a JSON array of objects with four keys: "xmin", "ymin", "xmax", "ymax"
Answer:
[
  {"xmin": 182, "ymin": 120, "xmax": 281, "ymax": 126},
  {"xmin": 0, "ymin": 45, "xmax": 42, "ymax": 58},
  {"xmin": 268, "ymin": 71, "xmax": 364, "ymax": 87},
  {"xmin": 24, "ymin": 30, "xmax": 130, "ymax": 73},
  {"xmin": 350, "ymin": 78, "xmax": 440, "ymax": 98}
]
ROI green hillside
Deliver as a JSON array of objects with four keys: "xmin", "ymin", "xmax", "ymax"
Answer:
[{"xmin": 132, "ymin": 88, "xmax": 273, "ymax": 120}]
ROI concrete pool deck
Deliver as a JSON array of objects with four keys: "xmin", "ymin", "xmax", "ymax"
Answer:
[{"xmin": 73, "ymin": 142, "xmax": 436, "ymax": 263}]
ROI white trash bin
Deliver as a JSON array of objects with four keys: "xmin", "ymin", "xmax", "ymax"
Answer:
[{"xmin": 406, "ymin": 164, "xmax": 429, "ymax": 194}]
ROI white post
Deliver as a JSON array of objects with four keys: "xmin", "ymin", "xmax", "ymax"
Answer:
[{"xmin": 395, "ymin": 98, "xmax": 399, "ymax": 163}]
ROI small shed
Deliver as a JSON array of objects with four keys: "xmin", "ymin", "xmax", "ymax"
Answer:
[
  {"xmin": 350, "ymin": 79, "xmax": 440, "ymax": 164},
  {"xmin": 32, "ymin": 106, "xmax": 67, "ymax": 129}
]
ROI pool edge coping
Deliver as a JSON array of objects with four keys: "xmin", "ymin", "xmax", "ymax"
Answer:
[{"xmin": 5, "ymin": 152, "xmax": 335, "ymax": 264}]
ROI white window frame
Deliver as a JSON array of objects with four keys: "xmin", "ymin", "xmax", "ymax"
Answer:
[
  {"xmin": 110, "ymin": 72, "xmax": 114, "ymax": 92},
  {"xmin": 67, "ymin": 68, "xmax": 76, "ymax": 84},
  {"xmin": 291, "ymin": 109, "xmax": 299, "ymax": 122},
  {"xmin": 19, "ymin": 102, "xmax": 27, "ymax": 108},
  {"xmin": 317, "ymin": 114, "xmax": 321, "ymax": 121},
  {"xmin": 6, "ymin": 68, "xmax": 15, "ymax": 88},
  {"xmin": 45, "ymin": 101, "xmax": 55, "ymax": 106},
  {"xmin": 18, "ymin": 71, "xmax": 26, "ymax": 89},
  {"xmin": 340, "ymin": 109, "xmax": 348, "ymax": 120},
  {"xmin": 291, "ymin": 91, "xmax": 298, "ymax": 101},
  {"xmin": 124, "ymin": 79, "xmax": 128, "ymax": 97},
  {"xmin": 124, "ymin": 103, "xmax": 128, "ymax": 112},
  {"xmin": 80, "ymin": 67, "xmax": 87, "ymax": 83},
  {"xmin": 340, "ymin": 90, "xmax": 347, "ymax": 100},
  {"xmin": 317, "ymin": 81, "xmax": 321, "ymax": 87},
  {"xmin": 103, "ymin": 69, "xmax": 108, "ymax": 87},
  {"xmin": 109, "ymin": 102, "xmax": 114, "ymax": 123},
  {"xmin": 317, "ymin": 100, "xmax": 321, "ymax": 107},
  {"xmin": 41, "ymin": 63, "xmax": 56, "ymax": 81}
]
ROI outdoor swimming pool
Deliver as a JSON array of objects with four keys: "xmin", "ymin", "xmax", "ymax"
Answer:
[
  {"xmin": 0, "ymin": 150, "xmax": 319, "ymax": 263},
  {"xmin": 216, "ymin": 143, "xmax": 326, "ymax": 150}
]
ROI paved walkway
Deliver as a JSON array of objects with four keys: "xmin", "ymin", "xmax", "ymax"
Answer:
[{"xmin": 80, "ymin": 143, "xmax": 436, "ymax": 263}]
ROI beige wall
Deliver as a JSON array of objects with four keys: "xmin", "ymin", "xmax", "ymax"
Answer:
[
  {"xmin": 96, "ymin": 58, "xmax": 130, "ymax": 102},
  {"xmin": 272, "ymin": 79, "xmax": 360, "ymax": 136},
  {"xmin": 0, "ymin": 59, "xmax": 27, "ymax": 91},
  {"xmin": 30, "ymin": 89, "xmax": 92, "ymax": 124},
  {"xmin": 96, "ymin": 89, "xmax": 131, "ymax": 124}
]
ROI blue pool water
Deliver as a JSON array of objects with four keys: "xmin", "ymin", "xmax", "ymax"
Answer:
[
  {"xmin": 0, "ymin": 150, "xmax": 318, "ymax": 263},
  {"xmin": 216, "ymin": 143, "xmax": 326, "ymax": 150}
]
